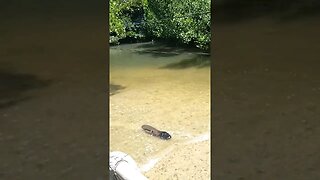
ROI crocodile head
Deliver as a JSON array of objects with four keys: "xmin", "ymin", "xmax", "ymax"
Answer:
[{"xmin": 159, "ymin": 131, "xmax": 171, "ymax": 140}]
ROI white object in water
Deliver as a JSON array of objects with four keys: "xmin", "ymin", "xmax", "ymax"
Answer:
[{"xmin": 109, "ymin": 151, "xmax": 149, "ymax": 180}]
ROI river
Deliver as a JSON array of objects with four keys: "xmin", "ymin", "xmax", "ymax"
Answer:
[{"xmin": 109, "ymin": 42, "xmax": 211, "ymax": 179}]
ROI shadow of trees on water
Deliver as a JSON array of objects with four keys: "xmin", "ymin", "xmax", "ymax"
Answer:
[
  {"xmin": 109, "ymin": 84, "xmax": 126, "ymax": 96},
  {"xmin": 160, "ymin": 55, "xmax": 210, "ymax": 69},
  {"xmin": 135, "ymin": 42, "xmax": 208, "ymax": 58},
  {"xmin": 0, "ymin": 70, "xmax": 52, "ymax": 109}
]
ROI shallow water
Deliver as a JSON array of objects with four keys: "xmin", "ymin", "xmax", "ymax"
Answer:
[{"xmin": 109, "ymin": 42, "xmax": 210, "ymax": 172}]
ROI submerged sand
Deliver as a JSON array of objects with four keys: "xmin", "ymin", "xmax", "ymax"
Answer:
[
  {"xmin": 109, "ymin": 46, "xmax": 210, "ymax": 179},
  {"xmin": 143, "ymin": 136, "xmax": 210, "ymax": 179}
]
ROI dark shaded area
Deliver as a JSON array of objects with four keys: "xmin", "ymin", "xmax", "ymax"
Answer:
[
  {"xmin": 135, "ymin": 42, "xmax": 208, "ymax": 58},
  {"xmin": 215, "ymin": 0, "xmax": 320, "ymax": 23},
  {"xmin": 0, "ymin": 0, "xmax": 108, "ymax": 180},
  {"xmin": 109, "ymin": 84, "xmax": 126, "ymax": 96},
  {"xmin": 0, "ymin": 71, "xmax": 51, "ymax": 109},
  {"xmin": 160, "ymin": 55, "xmax": 210, "ymax": 69},
  {"xmin": 0, "ymin": 0, "xmax": 103, "ymax": 18},
  {"xmin": 213, "ymin": 0, "xmax": 320, "ymax": 179}
]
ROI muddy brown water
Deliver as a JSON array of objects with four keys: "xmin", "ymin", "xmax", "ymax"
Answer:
[{"xmin": 109, "ymin": 43, "xmax": 211, "ymax": 173}]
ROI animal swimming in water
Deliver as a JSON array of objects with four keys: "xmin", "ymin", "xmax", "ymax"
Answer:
[{"xmin": 141, "ymin": 125, "xmax": 171, "ymax": 140}]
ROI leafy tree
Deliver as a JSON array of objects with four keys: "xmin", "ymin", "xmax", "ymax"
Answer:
[
  {"xmin": 109, "ymin": 0, "xmax": 146, "ymax": 44},
  {"xmin": 109, "ymin": 0, "xmax": 211, "ymax": 51},
  {"xmin": 145, "ymin": 0, "xmax": 211, "ymax": 50}
]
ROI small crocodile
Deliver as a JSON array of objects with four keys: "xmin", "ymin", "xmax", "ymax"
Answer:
[{"xmin": 141, "ymin": 125, "xmax": 171, "ymax": 140}]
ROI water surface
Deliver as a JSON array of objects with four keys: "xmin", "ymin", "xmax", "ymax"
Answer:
[{"xmin": 109, "ymin": 42, "xmax": 210, "ymax": 173}]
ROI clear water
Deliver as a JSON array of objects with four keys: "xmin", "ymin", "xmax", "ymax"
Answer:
[{"xmin": 109, "ymin": 42, "xmax": 210, "ymax": 173}]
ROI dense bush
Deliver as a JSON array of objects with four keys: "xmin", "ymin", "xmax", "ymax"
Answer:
[
  {"xmin": 109, "ymin": 0, "xmax": 211, "ymax": 51},
  {"xmin": 110, "ymin": 0, "xmax": 145, "ymax": 43}
]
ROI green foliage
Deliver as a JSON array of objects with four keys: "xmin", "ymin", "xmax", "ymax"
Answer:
[
  {"xmin": 109, "ymin": 0, "xmax": 126, "ymax": 40},
  {"xmin": 145, "ymin": 0, "xmax": 211, "ymax": 50},
  {"xmin": 109, "ymin": 0, "xmax": 211, "ymax": 50},
  {"xmin": 109, "ymin": 0, "xmax": 146, "ymax": 43}
]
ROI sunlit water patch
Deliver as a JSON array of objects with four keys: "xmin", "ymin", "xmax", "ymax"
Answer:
[{"xmin": 109, "ymin": 42, "xmax": 210, "ymax": 173}]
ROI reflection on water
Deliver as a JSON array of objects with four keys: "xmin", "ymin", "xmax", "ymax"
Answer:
[{"xmin": 109, "ymin": 42, "xmax": 210, "ymax": 176}]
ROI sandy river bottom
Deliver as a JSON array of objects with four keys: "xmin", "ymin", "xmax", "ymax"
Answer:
[{"xmin": 109, "ymin": 45, "xmax": 211, "ymax": 179}]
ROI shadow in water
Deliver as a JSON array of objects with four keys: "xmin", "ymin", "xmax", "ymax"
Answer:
[
  {"xmin": 135, "ymin": 42, "xmax": 207, "ymax": 58},
  {"xmin": 110, "ymin": 84, "xmax": 126, "ymax": 96},
  {"xmin": 160, "ymin": 55, "xmax": 210, "ymax": 69},
  {"xmin": 0, "ymin": 70, "xmax": 52, "ymax": 109}
]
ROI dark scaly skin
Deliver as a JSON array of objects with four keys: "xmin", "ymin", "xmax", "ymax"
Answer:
[
  {"xmin": 142, "ymin": 125, "xmax": 161, "ymax": 136},
  {"xmin": 142, "ymin": 125, "xmax": 171, "ymax": 140}
]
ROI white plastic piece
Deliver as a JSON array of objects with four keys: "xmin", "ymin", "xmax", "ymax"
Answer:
[{"xmin": 109, "ymin": 151, "xmax": 149, "ymax": 180}]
